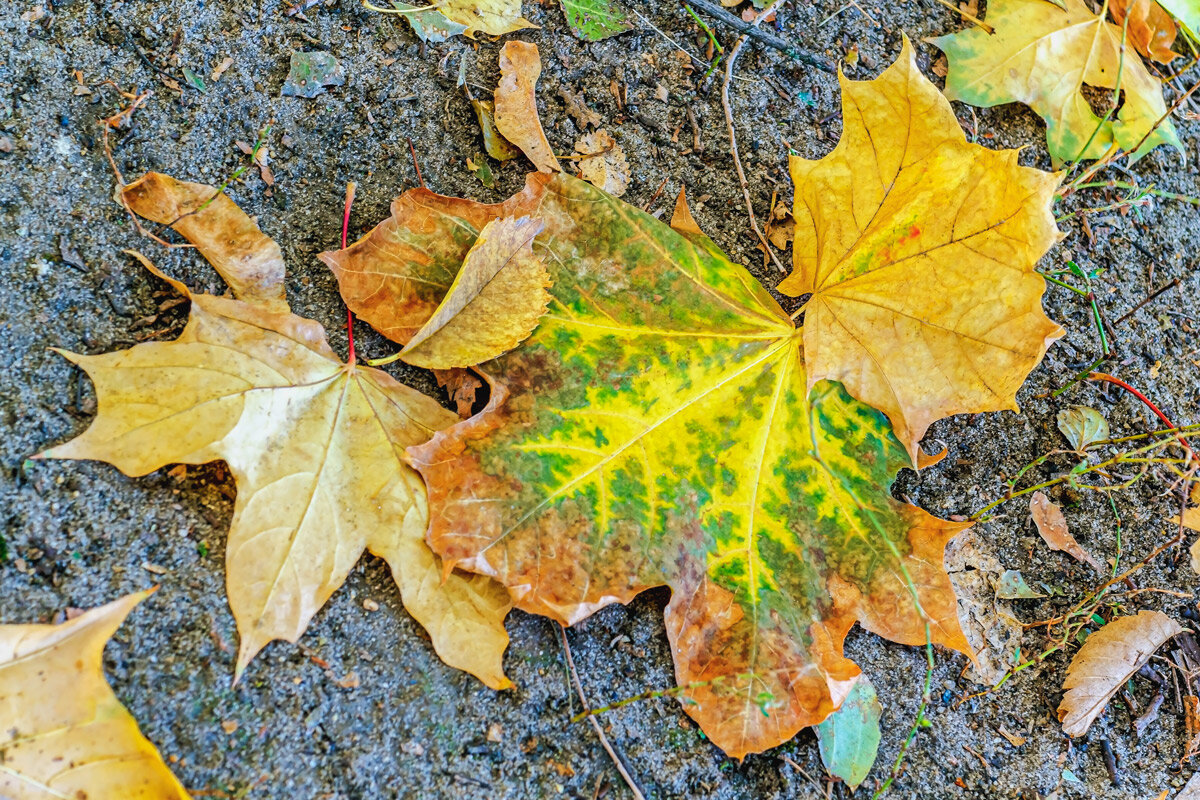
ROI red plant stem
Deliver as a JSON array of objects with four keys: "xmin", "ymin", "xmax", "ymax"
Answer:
[
  {"xmin": 1090, "ymin": 372, "xmax": 1195, "ymax": 464},
  {"xmin": 407, "ymin": 136, "xmax": 425, "ymax": 190},
  {"xmin": 342, "ymin": 181, "xmax": 357, "ymax": 364}
]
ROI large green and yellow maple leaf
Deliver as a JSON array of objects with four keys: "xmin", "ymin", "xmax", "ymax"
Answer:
[
  {"xmin": 931, "ymin": 0, "xmax": 1182, "ymax": 165},
  {"xmin": 324, "ymin": 43, "xmax": 1064, "ymax": 757},
  {"xmin": 341, "ymin": 168, "xmax": 970, "ymax": 757}
]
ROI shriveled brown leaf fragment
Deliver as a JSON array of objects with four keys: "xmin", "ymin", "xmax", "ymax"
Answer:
[
  {"xmin": 1058, "ymin": 610, "xmax": 1182, "ymax": 736},
  {"xmin": 558, "ymin": 86, "xmax": 601, "ymax": 128},
  {"xmin": 495, "ymin": 41, "xmax": 561, "ymax": 174},
  {"xmin": 435, "ymin": 368, "xmax": 485, "ymax": 418},
  {"xmin": 575, "ymin": 129, "xmax": 629, "ymax": 197},
  {"xmin": 1170, "ymin": 507, "xmax": 1200, "ymax": 574},
  {"xmin": 401, "ymin": 215, "xmax": 551, "ymax": 369},
  {"xmin": 122, "ymin": 172, "xmax": 287, "ymax": 313},
  {"xmin": 0, "ymin": 590, "xmax": 192, "ymax": 800},
  {"xmin": 1030, "ymin": 491, "xmax": 1104, "ymax": 574},
  {"xmin": 1110, "ymin": 0, "xmax": 1180, "ymax": 63}
]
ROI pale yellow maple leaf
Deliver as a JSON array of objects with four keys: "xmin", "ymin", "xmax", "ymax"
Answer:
[
  {"xmin": 0, "ymin": 590, "xmax": 191, "ymax": 800},
  {"xmin": 41, "ymin": 262, "xmax": 513, "ymax": 687}
]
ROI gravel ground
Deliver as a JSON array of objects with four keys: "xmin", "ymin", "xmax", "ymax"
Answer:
[{"xmin": 2, "ymin": 0, "xmax": 1200, "ymax": 798}]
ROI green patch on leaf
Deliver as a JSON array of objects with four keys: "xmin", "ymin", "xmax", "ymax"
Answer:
[
  {"xmin": 559, "ymin": 0, "xmax": 634, "ymax": 41},
  {"xmin": 282, "ymin": 51, "xmax": 345, "ymax": 99},
  {"xmin": 391, "ymin": 1, "xmax": 469, "ymax": 42}
]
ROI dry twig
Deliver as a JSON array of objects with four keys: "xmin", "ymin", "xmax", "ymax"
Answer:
[
  {"xmin": 722, "ymin": 0, "xmax": 790, "ymax": 274},
  {"xmin": 559, "ymin": 626, "xmax": 647, "ymax": 800}
]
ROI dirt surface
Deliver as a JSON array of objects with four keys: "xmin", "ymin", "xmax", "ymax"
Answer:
[{"xmin": 2, "ymin": 0, "xmax": 1200, "ymax": 797}]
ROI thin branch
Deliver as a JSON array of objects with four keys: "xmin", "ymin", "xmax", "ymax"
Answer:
[
  {"xmin": 722, "ymin": 0, "xmax": 790, "ymax": 274},
  {"xmin": 686, "ymin": 0, "xmax": 836, "ymax": 74},
  {"xmin": 559, "ymin": 626, "xmax": 648, "ymax": 800}
]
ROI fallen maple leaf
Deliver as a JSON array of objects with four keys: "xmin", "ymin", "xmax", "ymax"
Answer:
[
  {"xmin": 495, "ymin": 41, "xmax": 561, "ymax": 174},
  {"xmin": 42, "ymin": 176, "xmax": 514, "ymax": 688},
  {"xmin": 122, "ymin": 172, "xmax": 287, "ymax": 313},
  {"xmin": 1058, "ymin": 610, "xmax": 1182, "ymax": 736},
  {"xmin": 1110, "ymin": 0, "xmax": 1181, "ymax": 62},
  {"xmin": 931, "ymin": 0, "xmax": 1183, "ymax": 164},
  {"xmin": 780, "ymin": 37, "xmax": 1063, "ymax": 463},
  {"xmin": 333, "ymin": 168, "xmax": 974, "ymax": 758},
  {"xmin": 1030, "ymin": 491, "xmax": 1104, "ymax": 574},
  {"xmin": 575, "ymin": 129, "xmax": 630, "ymax": 197},
  {"xmin": 399, "ymin": 215, "xmax": 551, "ymax": 369},
  {"xmin": 0, "ymin": 590, "xmax": 191, "ymax": 799}
]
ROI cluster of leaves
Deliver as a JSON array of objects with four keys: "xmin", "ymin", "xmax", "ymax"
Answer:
[
  {"xmin": 371, "ymin": 0, "xmax": 632, "ymax": 43},
  {"xmin": 932, "ymin": 0, "xmax": 1190, "ymax": 165},
  {"xmin": 39, "ymin": 33, "xmax": 1068, "ymax": 773},
  {"xmin": 14, "ymin": 0, "xmax": 1200, "ymax": 794}
]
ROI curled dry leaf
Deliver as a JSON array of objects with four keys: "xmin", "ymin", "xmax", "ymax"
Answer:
[
  {"xmin": 1109, "ymin": 0, "xmax": 1180, "ymax": 63},
  {"xmin": 0, "ymin": 590, "xmax": 192, "ymax": 800},
  {"xmin": 1056, "ymin": 405, "xmax": 1110, "ymax": 452},
  {"xmin": 381, "ymin": 171, "xmax": 973, "ymax": 759},
  {"xmin": 400, "ymin": 215, "xmax": 552, "ymax": 369},
  {"xmin": 495, "ymin": 41, "xmax": 561, "ymax": 174},
  {"xmin": 122, "ymin": 172, "xmax": 287, "ymax": 313},
  {"xmin": 575, "ymin": 129, "xmax": 630, "ymax": 197},
  {"xmin": 931, "ymin": 0, "xmax": 1182, "ymax": 164},
  {"xmin": 1030, "ymin": 491, "xmax": 1104, "ymax": 574},
  {"xmin": 1058, "ymin": 610, "xmax": 1182, "ymax": 736},
  {"xmin": 780, "ymin": 36, "xmax": 1062, "ymax": 464},
  {"xmin": 470, "ymin": 97, "xmax": 521, "ymax": 162}
]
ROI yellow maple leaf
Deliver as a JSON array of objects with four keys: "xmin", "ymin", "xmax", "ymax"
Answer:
[
  {"xmin": 930, "ymin": 0, "xmax": 1183, "ymax": 165},
  {"xmin": 780, "ymin": 37, "xmax": 1063, "ymax": 462},
  {"xmin": 0, "ymin": 590, "xmax": 191, "ymax": 800}
]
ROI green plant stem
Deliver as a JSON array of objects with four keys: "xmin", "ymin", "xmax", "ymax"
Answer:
[{"xmin": 970, "ymin": 429, "xmax": 1200, "ymax": 520}]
